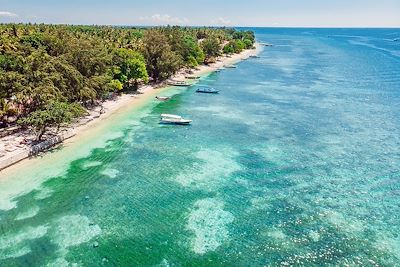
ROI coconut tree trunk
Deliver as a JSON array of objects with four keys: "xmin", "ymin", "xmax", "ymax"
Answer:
[{"xmin": 36, "ymin": 126, "xmax": 46, "ymax": 141}]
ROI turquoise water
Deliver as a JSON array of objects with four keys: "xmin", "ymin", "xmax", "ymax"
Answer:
[{"xmin": 1, "ymin": 28, "xmax": 400, "ymax": 266}]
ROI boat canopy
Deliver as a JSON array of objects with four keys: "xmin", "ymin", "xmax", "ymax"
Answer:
[{"xmin": 161, "ymin": 114, "xmax": 182, "ymax": 119}]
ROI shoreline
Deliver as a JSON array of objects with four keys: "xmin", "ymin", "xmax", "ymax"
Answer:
[{"xmin": 0, "ymin": 43, "xmax": 262, "ymax": 173}]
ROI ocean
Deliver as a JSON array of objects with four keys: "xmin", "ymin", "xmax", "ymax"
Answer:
[{"xmin": 0, "ymin": 28, "xmax": 400, "ymax": 266}]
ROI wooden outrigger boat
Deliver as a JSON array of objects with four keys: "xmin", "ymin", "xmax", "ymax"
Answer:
[
  {"xmin": 155, "ymin": 96, "xmax": 170, "ymax": 101},
  {"xmin": 185, "ymin": 76, "xmax": 200, "ymax": 79},
  {"xmin": 167, "ymin": 80, "xmax": 191, "ymax": 87},
  {"xmin": 160, "ymin": 114, "xmax": 192, "ymax": 125},
  {"xmin": 196, "ymin": 87, "xmax": 219, "ymax": 94}
]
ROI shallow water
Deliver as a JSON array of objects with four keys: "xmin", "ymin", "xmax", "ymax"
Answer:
[{"xmin": 1, "ymin": 28, "xmax": 400, "ymax": 266}]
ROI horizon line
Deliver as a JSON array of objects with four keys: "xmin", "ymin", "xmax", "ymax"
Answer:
[{"xmin": 0, "ymin": 22, "xmax": 399, "ymax": 29}]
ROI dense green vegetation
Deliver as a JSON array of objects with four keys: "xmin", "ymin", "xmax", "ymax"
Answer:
[{"xmin": 0, "ymin": 24, "xmax": 254, "ymax": 138}]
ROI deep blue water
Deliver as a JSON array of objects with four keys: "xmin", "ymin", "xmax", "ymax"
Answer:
[{"xmin": 0, "ymin": 28, "xmax": 400, "ymax": 266}]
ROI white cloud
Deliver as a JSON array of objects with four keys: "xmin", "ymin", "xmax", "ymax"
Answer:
[
  {"xmin": 139, "ymin": 14, "xmax": 189, "ymax": 25},
  {"xmin": 211, "ymin": 17, "xmax": 232, "ymax": 26},
  {"xmin": 0, "ymin": 11, "xmax": 18, "ymax": 18}
]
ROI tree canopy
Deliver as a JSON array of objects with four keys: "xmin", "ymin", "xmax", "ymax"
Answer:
[{"xmin": 0, "ymin": 24, "xmax": 255, "ymax": 132}]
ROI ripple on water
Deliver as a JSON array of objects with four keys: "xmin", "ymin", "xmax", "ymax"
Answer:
[
  {"xmin": 175, "ymin": 149, "xmax": 240, "ymax": 190},
  {"xmin": 187, "ymin": 198, "xmax": 234, "ymax": 254},
  {"xmin": 156, "ymin": 258, "xmax": 171, "ymax": 267},
  {"xmin": 45, "ymin": 215, "xmax": 101, "ymax": 266},
  {"xmin": 15, "ymin": 206, "xmax": 40, "ymax": 221},
  {"xmin": 0, "ymin": 245, "xmax": 31, "ymax": 261},
  {"xmin": 0, "ymin": 198, "xmax": 17, "ymax": 211},
  {"xmin": 51, "ymin": 215, "xmax": 101, "ymax": 249},
  {"xmin": 324, "ymin": 211, "xmax": 364, "ymax": 233},
  {"xmin": 82, "ymin": 161, "xmax": 103, "ymax": 169},
  {"xmin": 100, "ymin": 168, "xmax": 120, "ymax": 179},
  {"xmin": 374, "ymin": 234, "xmax": 400, "ymax": 259},
  {"xmin": 34, "ymin": 187, "xmax": 54, "ymax": 200},
  {"xmin": 0, "ymin": 225, "xmax": 48, "ymax": 260},
  {"xmin": 46, "ymin": 257, "xmax": 70, "ymax": 267}
]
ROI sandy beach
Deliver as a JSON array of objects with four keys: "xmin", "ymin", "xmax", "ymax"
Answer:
[{"xmin": 0, "ymin": 44, "xmax": 262, "ymax": 172}]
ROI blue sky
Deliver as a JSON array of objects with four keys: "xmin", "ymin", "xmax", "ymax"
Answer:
[{"xmin": 0, "ymin": 0, "xmax": 399, "ymax": 27}]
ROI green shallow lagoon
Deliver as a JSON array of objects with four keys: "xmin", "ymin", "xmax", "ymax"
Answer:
[{"xmin": 1, "ymin": 28, "xmax": 400, "ymax": 266}]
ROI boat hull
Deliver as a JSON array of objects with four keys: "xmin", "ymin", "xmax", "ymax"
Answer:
[
  {"xmin": 160, "ymin": 120, "xmax": 192, "ymax": 125},
  {"xmin": 196, "ymin": 90, "xmax": 219, "ymax": 94},
  {"xmin": 156, "ymin": 97, "xmax": 170, "ymax": 101}
]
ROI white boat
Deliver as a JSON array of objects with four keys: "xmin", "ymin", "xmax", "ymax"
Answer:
[
  {"xmin": 196, "ymin": 87, "xmax": 219, "ymax": 94},
  {"xmin": 167, "ymin": 80, "xmax": 191, "ymax": 87},
  {"xmin": 160, "ymin": 114, "xmax": 192, "ymax": 125},
  {"xmin": 185, "ymin": 76, "xmax": 200, "ymax": 79},
  {"xmin": 161, "ymin": 114, "xmax": 181, "ymax": 119},
  {"xmin": 155, "ymin": 96, "xmax": 170, "ymax": 101}
]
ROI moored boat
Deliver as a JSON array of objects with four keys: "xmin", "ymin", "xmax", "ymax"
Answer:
[
  {"xmin": 224, "ymin": 65, "xmax": 237, "ymax": 68},
  {"xmin": 160, "ymin": 114, "xmax": 192, "ymax": 125},
  {"xmin": 185, "ymin": 76, "xmax": 200, "ymax": 79},
  {"xmin": 155, "ymin": 96, "xmax": 170, "ymax": 101},
  {"xmin": 196, "ymin": 87, "xmax": 219, "ymax": 94},
  {"xmin": 167, "ymin": 80, "xmax": 191, "ymax": 87}
]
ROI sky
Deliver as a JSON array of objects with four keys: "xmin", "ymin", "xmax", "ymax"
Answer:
[{"xmin": 0, "ymin": 0, "xmax": 399, "ymax": 27}]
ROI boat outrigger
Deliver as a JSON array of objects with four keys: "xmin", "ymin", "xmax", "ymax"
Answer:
[
  {"xmin": 185, "ymin": 76, "xmax": 200, "ymax": 79},
  {"xmin": 196, "ymin": 87, "xmax": 219, "ymax": 94},
  {"xmin": 160, "ymin": 114, "xmax": 192, "ymax": 125},
  {"xmin": 155, "ymin": 96, "xmax": 170, "ymax": 101},
  {"xmin": 167, "ymin": 80, "xmax": 191, "ymax": 87}
]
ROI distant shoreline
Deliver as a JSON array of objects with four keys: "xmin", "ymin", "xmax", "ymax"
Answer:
[{"xmin": 0, "ymin": 43, "xmax": 263, "ymax": 173}]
